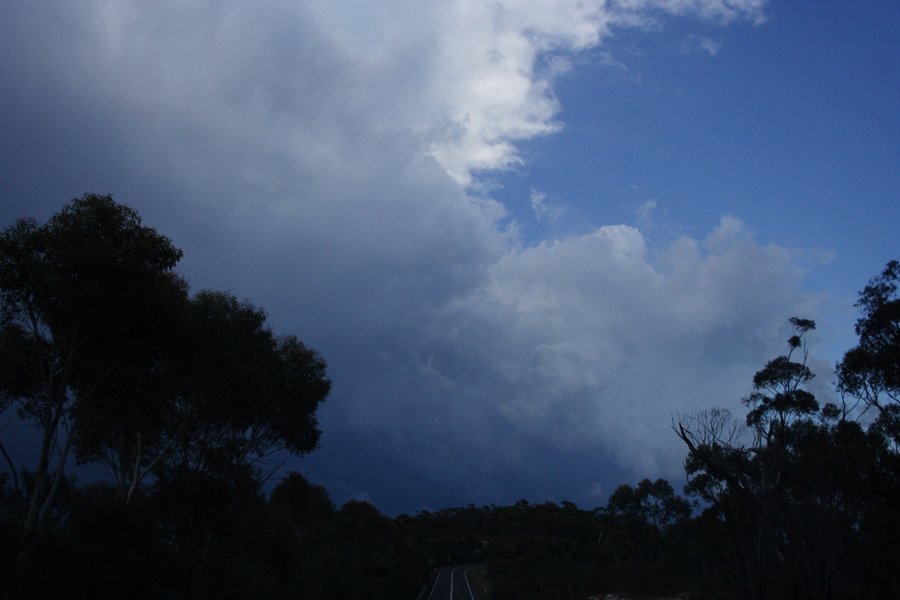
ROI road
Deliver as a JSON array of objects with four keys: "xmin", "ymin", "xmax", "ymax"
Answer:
[{"xmin": 421, "ymin": 564, "xmax": 486, "ymax": 600}]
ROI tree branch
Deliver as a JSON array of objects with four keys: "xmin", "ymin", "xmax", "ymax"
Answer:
[{"xmin": 0, "ymin": 436, "xmax": 19, "ymax": 491}]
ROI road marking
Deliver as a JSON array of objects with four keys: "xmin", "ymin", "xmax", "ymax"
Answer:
[
  {"xmin": 423, "ymin": 565, "xmax": 484, "ymax": 600},
  {"xmin": 463, "ymin": 565, "xmax": 485, "ymax": 600},
  {"xmin": 425, "ymin": 568, "xmax": 443, "ymax": 600},
  {"xmin": 450, "ymin": 566, "xmax": 459, "ymax": 598}
]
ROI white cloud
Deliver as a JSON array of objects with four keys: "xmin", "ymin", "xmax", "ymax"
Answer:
[
  {"xmin": 637, "ymin": 199, "xmax": 658, "ymax": 224},
  {"xmin": 530, "ymin": 188, "xmax": 565, "ymax": 223},
  {"xmin": 302, "ymin": 0, "xmax": 766, "ymax": 185},
  {"xmin": 0, "ymin": 1, "xmax": 768, "ymax": 190},
  {"xmin": 700, "ymin": 36, "xmax": 722, "ymax": 55},
  {"xmin": 406, "ymin": 217, "xmax": 809, "ymax": 478},
  {"xmin": 683, "ymin": 34, "xmax": 722, "ymax": 55},
  {"xmin": 609, "ymin": 0, "xmax": 768, "ymax": 26}
]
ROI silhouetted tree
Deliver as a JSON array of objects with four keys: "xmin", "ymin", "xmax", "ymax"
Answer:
[
  {"xmin": 677, "ymin": 308, "xmax": 896, "ymax": 599},
  {"xmin": 74, "ymin": 290, "xmax": 330, "ymax": 504},
  {"xmin": 835, "ymin": 259, "xmax": 900, "ymax": 597},
  {"xmin": 0, "ymin": 196, "xmax": 333, "ymax": 599},
  {"xmin": 837, "ymin": 260, "xmax": 900, "ymax": 445},
  {"xmin": 606, "ymin": 478, "xmax": 690, "ymax": 530},
  {"xmin": 0, "ymin": 194, "xmax": 185, "ymax": 538},
  {"xmin": 594, "ymin": 479, "xmax": 692, "ymax": 596}
]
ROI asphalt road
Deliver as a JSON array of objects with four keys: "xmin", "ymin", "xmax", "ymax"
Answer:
[{"xmin": 421, "ymin": 564, "xmax": 486, "ymax": 600}]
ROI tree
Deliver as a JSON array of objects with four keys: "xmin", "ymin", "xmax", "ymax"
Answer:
[
  {"xmin": 158, "ymin": 291, "xmax": 330, "ymax": 482},
  {"xmin": 1, "ymin": 195, "xmax": 335, "ymax": 598},
  {"xmin": 743, "ymin": 317, "xmax": 819, "ymax": 440},
  {"xmin": 677, "ymin": 312, "xmax": 893, "ymax": 599},
  {"xmin": 0, "ymin": 194, "xmax": 185, "ymax": 536},
  {"xmin": 837, "ymin": 260, "xmax": 900, "ymax": 446},
  {"xmin": 597, "ymin": 480, "xmax": 692, "ymax": 596},
  {"xmin": 72, "ymin": 290, "xmax": 330, "ymax": 504},
  {"xmin": 66, "ymin": 287, "xmax": 332, "ymax": 596},
  {"xmin": 835, "ymin": 260, "xmax": 900, "ymax": 597},
  {"xmin": 605, "ymin": 478, "xmax": 690, "ymax": 530}
]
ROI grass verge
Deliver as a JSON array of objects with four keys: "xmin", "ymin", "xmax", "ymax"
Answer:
[{"xmin": 466, "ymin": 566, "xmax": 492, "ymax": 600}]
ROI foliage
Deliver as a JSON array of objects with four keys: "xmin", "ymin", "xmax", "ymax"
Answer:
[
  {"xmin": 0, "ymin": 196, "xmax": 332, "ymax": 597},
  {"xmin": 676, "ymin": 267, "xmax": 900, "ymax": 599},
  {"xmin": 0, "ymin": 194, "xmax": 186, "ymax": 538},
  {"xmin": 837, "ymin": 260, "xmax": 900, "ymax": 445},
  {"xmin": 1, "ymin": 196, "xmax": 896, "ymax": 599}
]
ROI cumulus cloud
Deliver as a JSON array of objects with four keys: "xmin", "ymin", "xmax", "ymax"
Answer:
[
  {"xmin": 0, "ymin": 0, "xmax": 793, "ymax": 512},
  {"xmin": 0, "ymin": 0, "xmax": 766, "ymax": 191},
  {"xmin": 416, "ymin": 218, "xmax": 808, "ymax": 470},
  {"xmin": 304, "ymin": 215, "xmax": 816, "ymax": 510},
  {"xmin": 295, "ymin": 0, "xmax": 767, "ymax": 185}
]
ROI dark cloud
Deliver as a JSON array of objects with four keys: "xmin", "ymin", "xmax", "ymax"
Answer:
[{"xmin": 1, "ymin": 1, "xmax": 822, "ymax": 515}]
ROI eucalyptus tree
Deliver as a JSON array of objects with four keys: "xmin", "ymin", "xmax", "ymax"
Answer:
[
  {"xmin": 837, "ymin": 260, "xmax": 900, "ymax": 446},
  {"xmin": 835, "ymin": 260, "xmax": 900, "ymax": 597},
  {"xmin": 0, "ymin": 194, "xmax": 185, "ymax": 535},
  {"xmin": 73, "ymin": 290, "xmax": 331, "ymax": 504},
  {"xmin": 677, "ymin": 307, "xmax": 894, "ymax": 599}
]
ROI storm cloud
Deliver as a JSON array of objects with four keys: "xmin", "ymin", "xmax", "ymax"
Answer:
[{"xmin": 0, "ymin": 0, "xmax": 829, "ymax": 513}]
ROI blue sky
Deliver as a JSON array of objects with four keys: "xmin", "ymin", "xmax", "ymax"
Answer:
[
  {"xmin": 491, "ymin": 0, "xmax": 898, "ymax": 362},
  {"xmin": 1, "ymin": 0, "xmax": 897, "ymax": 514},
  {"xmin": 497, "ymin": 1, "xmax": 897, "ymax": 278}
]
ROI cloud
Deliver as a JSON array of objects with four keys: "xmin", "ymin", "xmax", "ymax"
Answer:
[
  {"xmin": 412, "ymin": 218, "xmax": 809, "ymax": 469},
  {"xmin": 609, "ymin": 0, "xmax": 768, "ymax": 27},
  {"xmin": 296, "ymin": 0, "xmax": 767, "ymax": 185},
  {"xmin": 0, "ymin": 0, "xmax": 765, "ymax": 192},
  {"xmin": 302, "ymin": 216, "xmax": 817, "ymax": 511},
  {"xmin": 683, "ymin": 34, "xmax": 722, "ymax": 55},
  {"xmin": 0, "ymin": 0, "xmax": 791, "ymax": 513},
  {"xmin": 637, "ymin": 199, "xmax": 659, "ymax": 224},
  {"xmin": 530, "ymin": 188, "xmax": 565, "ymax": 223}
]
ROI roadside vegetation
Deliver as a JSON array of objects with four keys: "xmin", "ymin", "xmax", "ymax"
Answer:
[
  {"xmin": 467, "ymin": 566, "xmax": 493, "ymax": 599},
  {"xmin": 1, "ymin": 196, "xmax": 897, "ymax": 599}
]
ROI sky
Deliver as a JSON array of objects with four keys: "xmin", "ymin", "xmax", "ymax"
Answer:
[{"xmin": 1, "ymin": 0, "xmax": 897, "ymax": 515}]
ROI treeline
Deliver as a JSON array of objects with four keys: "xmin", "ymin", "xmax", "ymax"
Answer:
[
  {"xmin": 674, "ymin": 310, "xmax": 900, "ymax": 599},
  {"xmin": 406, "ymin": 261, "xmax": 900, "ymax": 599},
  {"xmin": 0, "ymin": 195, "xmax": 435, "ymax": 599},
  {"xmin": 0, "ymin": 195, "xmax": 403, "ymax": 598},
  {"xmin": 0, "ymin": 470, "xmax": 426, "ymax": 599},
  {"xmin": 403, "ymin": 481, "xmax": 735, "ymax": 599},
  {"xmin": 1, "ymin": 196, "xmax": 898, "ymax": 599}
]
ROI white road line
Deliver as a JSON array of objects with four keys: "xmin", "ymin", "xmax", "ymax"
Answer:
[
  {"xmin": 424, "ymin": 565, "xmax": 484, "ymax": 600},
  {"xmin": 425, "ymin": 568, "xmax": 442, "ymax": 600},
  {"xmin": 463, "ymin": 566, "xmax": 484, "ymax": 600},
  {"xmin": 450, "ymin": 566, "xmax": 459, "ymax": 598}
]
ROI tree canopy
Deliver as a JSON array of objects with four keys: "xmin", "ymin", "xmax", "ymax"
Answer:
[
  {"xmin": 0, "ymin": 194, "xmax": 187, "ymax": 534},
  {"xmin": 0, "ymin": 195, "xmax": 331, "ymax": 596},
  {"xmin": 675, "ymin": 276, "xmax": 900, "ymax": 599},
  {"xmin": 1, "ymin": 196, "xmax": 897, "ymax": 599}
]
